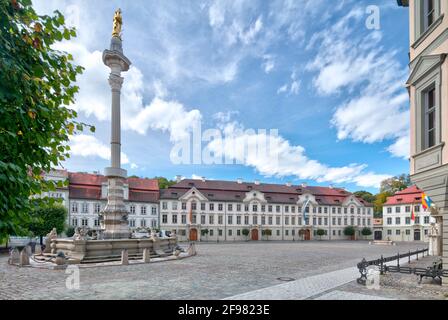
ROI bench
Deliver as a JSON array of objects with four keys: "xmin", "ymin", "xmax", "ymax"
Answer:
[{"xmin": 415, "ymin": 259, "xmax": 443, "ymax": 284}]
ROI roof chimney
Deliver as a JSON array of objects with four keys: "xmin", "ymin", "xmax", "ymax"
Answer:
[
  {"xmin": 175, "ymin": 175, "xmax": 182, "ymax": 183},
  {"xmin": 286, "ymin": 182, "xmax": 292, "ymax": 187},
  {"xmin": 254, "ymin": 180, "xmax": 260, "ymax": 185},
  {"xmin": 301, "ymin": 182, "xmax": 308, "ymax": 188},
  {"xmin": 329, "ymin": 184, "xmax": 334, "ymax": 189},
  {"xmin": 237, "ymin": 178, "xmax": 243, "ymax": 184},
  {"xmin": 201, "ymin": 176, "xmax": 206, "ymax": 182}
]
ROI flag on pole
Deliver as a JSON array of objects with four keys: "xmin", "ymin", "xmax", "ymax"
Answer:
[
  {"xmin": 410, "ymin": 205, "xmax": 415, "ymax": 222},
  {"xmin": 422, "ymin": 193, "xmax": 433, "ymax": 211},
  {"xmin": 302, "ymin": 199, "xmax": 310, "ymax": 223}
]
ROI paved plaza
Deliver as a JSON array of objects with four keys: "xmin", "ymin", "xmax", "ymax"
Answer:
[{"xmin": 0, "ymin": 241, "xmax": 432, "ymax": 300}]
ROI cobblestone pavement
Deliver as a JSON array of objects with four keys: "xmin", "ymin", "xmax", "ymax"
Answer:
[
  {"xmin": 0, "ymin": 241, "xmax": 426, "ymax": 300},
  {"xmin": 327, "ymin": 256, "xmax": 448, "ymax": 300}
]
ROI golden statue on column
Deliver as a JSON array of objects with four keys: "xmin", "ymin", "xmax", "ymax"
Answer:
[{"xmin": 112, "ymin": 8, "xmax": 122, "ymax": 38}]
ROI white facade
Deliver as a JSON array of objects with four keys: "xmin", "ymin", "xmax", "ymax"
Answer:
[
  {"xmin": 160, "ymin": 188, "xmax": 373, "ymax": 242},
  {"xmin": 382, "ymin": 203, "xmax": 431, "ymax": 242}
]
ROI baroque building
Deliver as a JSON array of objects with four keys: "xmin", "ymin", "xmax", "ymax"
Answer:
[
  {"xmin": 398, "ymin": 0, "xmax": 448, "ymax": 262},
  {"xmin": 159, "ymin": 179, "xmax": 373, "ymax": 242},
  {"xmin": 44, "ymin": 170, "xmax": 160, "ymax": 231},
  {"xmin": 382, "ymin": 185, "xmax": 431, "ymax": 242}
]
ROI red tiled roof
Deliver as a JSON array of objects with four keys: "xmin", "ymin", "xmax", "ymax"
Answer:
[
  {"xmin": 161, "ymin": 179, "xmax": 372, "ymax": 206},
  {"xmin": 68, "ymin": 172, "xmax": 159, "ymax": 203},
  {"xmin": 384, "ymin": 185, "xmax": 422, "ymax": 205}
]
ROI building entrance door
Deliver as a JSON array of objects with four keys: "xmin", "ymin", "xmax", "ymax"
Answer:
[
  {"xmin": 414, "ymin": 229, "xmax": 421, "ymax": 241},
  {"xmin": 189, "ymin": 228, "xmax": 198, "ymax": 241},
  {"xmin": 374, "ymin": 230, "xmax": 382, "ymax": 241},
  {"xmin": 251, "ymin": 229, "xmax": 259, "ymax": 241}
]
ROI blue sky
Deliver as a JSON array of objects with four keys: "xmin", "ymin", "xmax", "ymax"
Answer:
[{"xmin": 34, "ymin": 0, "xmax": 411, "ymax": 193}]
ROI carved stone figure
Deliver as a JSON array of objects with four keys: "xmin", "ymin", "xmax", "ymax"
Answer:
[
  {"xmin": 112, "ymin": 8, "xmax": 122, "ymax": 38},
  {"xmin": 44, "ymin": 228, "xmax": 58, "ymax": 253},
  {"xmin": 8, "ymin": 248, "xmax": 20, "ymax": 265}
]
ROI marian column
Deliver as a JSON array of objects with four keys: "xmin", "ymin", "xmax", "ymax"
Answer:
[{"xmin": 100, "ymin": 9, "xmax": 132, "ymax": 239}]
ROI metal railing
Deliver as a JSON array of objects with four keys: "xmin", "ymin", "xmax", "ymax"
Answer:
[{"xmin": 356, "ymin": 248, "xmax": 448, "ymax": 285}]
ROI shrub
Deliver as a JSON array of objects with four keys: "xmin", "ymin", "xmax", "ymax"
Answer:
[{"xmin": 344, "ymin": 226, "xmax": 356, "ymax": 237}]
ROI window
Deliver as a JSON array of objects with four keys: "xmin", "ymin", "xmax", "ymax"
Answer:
[
  {"xmin": 415, "ymin": 216, "xmax": 420, "ymax": 224},
  {"xmin": 182, "ymin": 202, "xmax": 187, "ymax": 210},
  {"xmin": 318, "ymin": 218, "xmax": 322, "ymax": 226},
  {"xmin": 276, "ymin": 217, "xmax": 281, "ymax": 225},
  {"xmin": 268, "ymin": 205, "xmax": 273, "ymax": 213},
  {"xmin": 94, "ymin": 203, "xmax": 101, "ymax": 213},
  {"xmin": 81, "ymin": 219, "xmax": 88, "ymax": 227},
  {"xmin": 405, "ymin": 206, "xmax": 411, "ymax": 213},
  {"xmin": 237, "ymin": 230, "xmax": 241, "ymax": 236},
  {"xmin": 209, "ymin": 229, "xmax": 214, "ymax": 236},
  {"xmin": 344, "ymin": 208, "xmax": 348, "ymax": 214},
  {"xmin": 415, "ymin": 205, "xmax": 421, "ymax": 212},
  {"xmin": 324, "ymin": 207, "xmax": 328, "ymax": 214},
  {"xmin": 237, "ymin": 204, "xmax": 241, "ymax": 212},
  {"xmin": 387, "ymin": 230, "xmax": 392, "ymax": 236},
  {"xmin": 332, "ymin": 207, "xmax": 336, "ymax": 214},
  {"xmin": 285, "ymin": 217, "xmax": 289, "ymax": 225},
  {"xmin": 395, "ymin": 206, "xmax": 401, "ymax": 213},
  {"xmin": 424, "ymin": 86, "xmax": 436, "ymax": 149},
  {"xmin": 129, "ymin": 220, "xmax": 135, "ymax": 228},
  {"xmin": 82, "ymin": 203, "xmax": 89, "ymax": 214},
  {"xmin": 218, "ymin": 215, "xmax": 223, "ymax": 225},
  {"xmin": 237, "ymin": 216, "xmax": 242, "ymax": 225},
  {"xmin": 130, "ymin": 205, "xmax": 136, "ymax": 214},
  {"xmin": 218, "ymin": 229, "xmax": 223, "ymax": 236},
  {"xmin": 191, "ymin": 201, "xmax": 197, "ymax": 211},
  {"xmin": 268, "ymin": 216, "xmax": 273, "ymax": 225},
  {"xmin": 285, "ymin": 206, "xmax": 289, "ymax": 213},
  {"xmin": 94, "ymin": 219, "xmax": 100, "ymax": 227},
  {"xmin": 181, "ymin": 215, "xmax": 186, "ymax": 224},
  {"xmin": 172, "ymin": 215, "xmax": 178, "ymax": 224},
  {"xmin": 253, "ymin": 204, "xmax": 258, "ymax": 212},
  {"xmin": 227, "ymin": 215, "xmax": 233, "ymax": 225},
  {"xmin": 218, "ymin": 204, "xmax": 223, "ymax": 211},
  {"xmin": 244, "ymin": 216, "xmax": 249, "ymax": 225},
  {"xmin": 162, "ymin": 202, "xmax": 167, "ymax": 210},
  {"xmin": 324, "ymin": 218, "xmax": 328, "ymax": 226},
  {"xmin": 298, "ymin": 217, "xmax": 302, "ymax": 225},
  {"xmin": 261, "ymin": 205, "xmax": 266, "ymax": 212},
  {"xmin": 192, "ymin": 215, "xmax": 197, "ymax": 224},
  {"xmin": 406, "ymin": 229, "xmax": 411, "ymax": 235},
  {"xmin": 276, "ymin": 206, "xmax": 281, "ymax": 213},
  {"xmin": 141, "ymin": 206, "xmax": 147, "ymax": 215},
  {"xmin": 151, "ymin": 207, "xmax": 157, "ymax": 215},
  {"xmin": 141, "ymin": 219, "xmax": 146, "ymax": 227},
  {"xmin": 200, "ymin": 203, "xmax": 205, "ymax": 211},
  {"xmin": 71, "ymin": 218, "xmax": 78, "ymax": 226},
  {"xmin": 228, "ymin": 204, "xmax": 233, "ymax": 211},
  {"xmin": 209, "ymin": 203, "xmax": 214, "ymax": 211},
  {"xmin": 313, "ymin": 217, "xmax": 316, "ymax": 226},
  {"xmin": 291, "ymin": 206, "xmax": 295, "ymax": 213},
  {"xmin": 387, "ymin": 207, "xmax": 392, "ymax": 214},
  {"xmin": 245, "ymin": 205, "xmax": 249, "ymax": 212},
  {"xmin": 291, "ymin": 217, "xmax": 295, "ymax": 225},
  {"xmin": 201, "ymin": 215, "xmax": 206, "ymax": 225},
  {"xmin": 253, "ymin": 216, "xmax": 258, "ymax": 225},
  {"xmin": 396, "ymin": 229, "xmax": 401, "ymax": 236},
  {"xmin": 285, "ymin": 230, "xmax": 289, "ymax": 236},
  {"xmin": 424, "ymin": 0, "xmax": 435, "ymax": 30},
  {"xmin": 276, "ymin": 230, "xmax": 280, "ymax": 236},
  {"xmin": 424, "ymin": 216, "xmax": 430, "ymax": 224},
  {"xmin": 395, "ymin": 217, "xmax": 401, "ymax": 225},
  {"xmin": 151, "ymin": 219, "xmax": 157, "ymax": 228},
  {"xmin": 387, "ymin": 218, "xmax": 392, "ymax": 225},
  {"xmin": 228, "ymin": 230, "xmax": 232, "ymax": 236},
  {"xmin": 162, "ymin": 215, "xmax": 168, "ymax": 224},
  {"xmin": 405, "ymin": 217, "xmax": 411, "ymax": 225},
  {"xmin": 172, "ymin": 202, "xmax": 178, "ymax": 210}
]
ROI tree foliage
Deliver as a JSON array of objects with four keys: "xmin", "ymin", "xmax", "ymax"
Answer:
[
  {"xmin": 316, "ymin": 229, "xmax": 325, "ymax": 239},
  {"xmin": 343, "ymin": 226, "xmax": 355, "ymax": 237},
  {"xmin": 380, "ymin": 174, "xmax": 411, "ymax": 194},
  {"xmin": 154, "ymin": 176, "xmax": 177, "ymax": 189},
  {"xmin": 29, "ymin": 204, "xmax": 67, "ymax": 243},
  {"xmin": 361, "ymin": 227, "xmax": 372, "ymax": 237},
  {"xmin": 353, "ymin": 191, "xmax": 375, "ymax": 204},
  {"xmin": 0, "ymin": 0, "xmax": 92, "ymax": 242}
]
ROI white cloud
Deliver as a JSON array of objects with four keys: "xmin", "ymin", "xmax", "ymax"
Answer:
[
  {"xmin": 277, "ymin": 69, "xmax": 300, "ymax": 96},
  {"xmin": 306, "ymin": 7, "xmax": 409, "ymax": 157},
  {"xmin": 277, "ymin": 84, "xmax": 288, "ymax": 95},
  {"xmin": 262, "ymin": 54, "xmax": 275, "ymax": 74},
  {"xmin": 69, "ymin": 134, "xmax": 130, "ymax": 165},
  {"xmin": 387, "ymin": 133, "xmax": 410, "ymax": 160},
  {"xmin": 205, "ymin": 122, "xmax": 391, "ymax": 188}
]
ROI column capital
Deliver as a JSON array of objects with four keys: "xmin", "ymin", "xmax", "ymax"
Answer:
[{"xmin": 109, "ymin": 73, "xmax": 124, "ymax": 91}]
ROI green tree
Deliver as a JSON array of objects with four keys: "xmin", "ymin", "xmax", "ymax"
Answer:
[
  {"xmin": 0, "ymin": 0, "xmax": 92, "ymax": 242},
  {"xmin": 154, "ymin": 177, "xmax": 176, "ymax": 189},
  {"xmin": 242, "ymin": 229, "xmax": 250, "ymax": 241},
  {"xmin": 65, "ymin": 226, "xmax": 75, "ymax": 238},
  {"xmin": 29, "ymin": 205, "xmax": 67, "ymax": 245},
  {"xmin": 361, "ymin": 227, "xmax": 372, "ymax": 239},
  {"xmin": 343, "ymin": 226, "xmax": 356, "ymax": 239},
  {"xmin": 353, "ymin": 191, "xmax": 375, "ymax": 204},
  {"xmin": 316, "ymin": 229, "xmax": 325, "ymax": 240},
  {"xmin": 374, "ymin": 191, "xmax": 392, "ymax": 218},
  {"xmin": 262, "ymin": 229, "xmax": 272, "ymax": 241},
  {"xmin": 380, "ymin": 174, "xmax": 411, "ymax": 194},
  {"xmin": 201, "ymin": 228, "xmax": 209, "ymax": 241}
]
